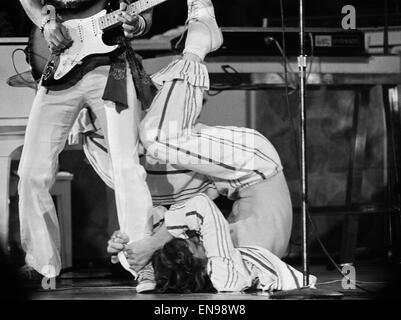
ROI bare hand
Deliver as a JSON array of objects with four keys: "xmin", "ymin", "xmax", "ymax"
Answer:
[
  {"xmin": 43, "ymin": 20, "xmax": 73, "ymax": 54},
  {"xmin": 118, "ymin": 2, "xmax": 142, "ymax": 39},
  {"xmin": 107, "ymin": 230, "xmax": 130, "ymax": 264},
  {"xmin": 125, "ymin": 238, "xmax": 156, "ymax": 271}
]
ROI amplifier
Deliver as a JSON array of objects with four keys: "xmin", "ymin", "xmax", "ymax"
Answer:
[{"xmin": 172, "ymin": 27, "xmax": 367, "ymax": 57}]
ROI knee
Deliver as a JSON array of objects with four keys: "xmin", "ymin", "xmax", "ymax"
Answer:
[
  {"xmin": 17, "ymin": 166, "xmax": 53, "ymax": 191},
  {"xmin": 246, "ymin": 128, "xmax": 282, "ymax": 167},
  {"xmin": 140, "ymin": 115, "xmax": 184, "ymax": 150}
]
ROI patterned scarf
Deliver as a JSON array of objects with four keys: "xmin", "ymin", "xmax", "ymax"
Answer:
[{"xmin": 102, "ymin": 38, "xmax": 158, "ymax": 111}]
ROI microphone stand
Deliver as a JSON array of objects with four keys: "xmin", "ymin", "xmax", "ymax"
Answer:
[
  {"xmin": 271, "ymin": 0, "xmax": 343, "ymax": 299},
  {"xmin": 298, "ymin": 0, "xmax": 309, "ymax": 288}
]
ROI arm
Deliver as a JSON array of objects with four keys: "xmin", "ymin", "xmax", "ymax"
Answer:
[
  {"xmin": 19, "ymin": 0, "xmax": 72, "ymax": 52},
  {"xmin": 124, "ymin": 223, "xmax": 173, "ymax": 271},
  {"xmin": 121, "ymin": 205, "xmax": 172, "ymax": 270},
  {"xmin": 118, "ymin": 3, "xmax": 153, "ymax": 40},
  {"xmin": 19, "ymin": 0, "xmax": 43, "ymax": 27},
  {"xmin": 140, "ymin": 8, "xmax": 153, "ymax": 36},
  {"xmin": 106, "ymin": 227, "xmax": 172, "ymax": 268}
]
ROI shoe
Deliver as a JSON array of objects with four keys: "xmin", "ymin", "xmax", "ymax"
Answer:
[
  {"xmin": 186, "ymin": 0, "xmax": 217, "ymax": 24},
  {"xmin": 136, "ymin": 264, "xmax": 156, "ymax": 293},
  {"xmin": 183, "ymin": 0, "xmax": 223, "ymax": 60}
]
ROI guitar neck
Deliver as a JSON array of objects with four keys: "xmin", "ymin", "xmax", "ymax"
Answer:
[{"xmin": 99, "ymin": 0, "xmax": 166, "ymax": 31}]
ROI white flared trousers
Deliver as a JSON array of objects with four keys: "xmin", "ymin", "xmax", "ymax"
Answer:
[{"xmin": 18, "ymin": 66, "xmax": 152, "ymax": 278}]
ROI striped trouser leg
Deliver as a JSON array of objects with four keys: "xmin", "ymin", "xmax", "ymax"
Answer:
[{"xmin": 140, "ymin": 59, "xmax": 282, "ymax": 185}]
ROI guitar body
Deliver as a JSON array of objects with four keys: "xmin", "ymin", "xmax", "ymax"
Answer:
[
  {"xmin": 28, "ymin": 10, "xmax": 119, "ymax": 86},
  {"xmin": 27, "ymin": 0, "xmax": 167, "ymax": 87}
]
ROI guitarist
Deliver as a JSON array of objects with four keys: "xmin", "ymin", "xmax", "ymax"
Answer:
[{"xmin": 18, "ymin": 0, "xmax": 156, "ymax": 286}]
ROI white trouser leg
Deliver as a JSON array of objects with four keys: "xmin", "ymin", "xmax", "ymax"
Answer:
[
  {"xmin": 104, "ymin": 69, "xmax": 153, "ymax": 276},
  {"xmin": 228, "ymin": 172, "xmax": 293, "ymax": 258},
  {"xmin": 18, "ymin": 86, "xmax": 84, "ymax": 278}
]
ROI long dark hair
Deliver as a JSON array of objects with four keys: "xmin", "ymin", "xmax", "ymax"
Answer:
[{"xmin": 152, "ymin": 238, "xmax": 215, "ymax": 293}]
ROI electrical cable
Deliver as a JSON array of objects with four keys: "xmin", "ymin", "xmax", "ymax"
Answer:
[
  {"xmin": 276, "ymin": 0, "xmax": 302, "ymax": 260},
  {"xmin": 278, "ymin": 0, "xmax": 302, "ymax": 179},
  {"xmin": 269, "ymin": 38, "xmax": 298, "ymax": 90},
  {"xmin": 307, "ymin": 209, "xmax": 378, "ymax": 294},
  {"xmin": 208, "ymin": 64, "xmax": 275, "ymax": 93},
  {"xmin": 306, "ymin": 32, "xmax": 314, "ymax": 82},
  {"xmin": 11, "ymin": 48, "xmax": 37, "ymax": 88},
  {"xmin": 279, "ymin": 0, "xmax": 289, "ymax": 102},
  {"xmin": 317, "ymin": 279, "xmax": 386, "ymax": 286}
]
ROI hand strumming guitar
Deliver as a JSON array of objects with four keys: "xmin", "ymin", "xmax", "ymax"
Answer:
[{"xmin": 43, "ymin": 20, "xmax": 73, "ymax": 54}]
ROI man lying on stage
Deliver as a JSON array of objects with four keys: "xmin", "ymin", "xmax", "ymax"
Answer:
[
  {"xmin": 108, "ymin": 189, "xmax": 317, "ymax": 294},
  {"xmin": 149, "ymin": 193, "xmax": 316, "ymax": 293}
]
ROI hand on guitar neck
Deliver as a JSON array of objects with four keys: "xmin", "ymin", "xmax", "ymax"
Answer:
[{"xmin": 118, "ymin": 2, "xmax": 147, "ymax": 40}]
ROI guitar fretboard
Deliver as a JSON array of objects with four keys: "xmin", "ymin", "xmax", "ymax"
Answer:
[{"xmin": 99, "ymin": 0, "xmax": 167, "ymax": 31}]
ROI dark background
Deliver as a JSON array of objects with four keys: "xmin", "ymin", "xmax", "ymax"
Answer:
[{"xmin": 0, "ymin": 0, "xmax": 400, "ymax": 37}]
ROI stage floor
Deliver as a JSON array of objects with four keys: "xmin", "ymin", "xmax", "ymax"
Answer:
[{"xmin": 25, "ymin": 263, "xmax": 399, "ymax": 300}]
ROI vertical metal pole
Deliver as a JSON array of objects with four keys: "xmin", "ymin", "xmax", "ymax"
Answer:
[
  {"xmin": 384, "ymin": 0, "xmax": 389, "ymax": 54},
  {"xmin": 298, "ymin": 0, "xmax": 309, "ymax": 287}
]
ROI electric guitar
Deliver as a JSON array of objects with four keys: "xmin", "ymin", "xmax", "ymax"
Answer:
[{"xmin": 27, "ymin": 0, "xmax": 167, "ymax": 87}]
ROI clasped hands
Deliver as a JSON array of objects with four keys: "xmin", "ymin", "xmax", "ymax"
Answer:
[{"xmin": 107, "ymin": 230, "xmax": 154, "ymax": 272}]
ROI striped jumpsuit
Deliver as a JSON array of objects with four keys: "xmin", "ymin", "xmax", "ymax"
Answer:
[{"xmin": 155, "ymin": 193, "xmax": 316, "ymax": 292}]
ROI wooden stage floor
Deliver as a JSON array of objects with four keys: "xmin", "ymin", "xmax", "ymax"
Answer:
[{"xmin": 25, "ymin": 263, "xmax": 400, "ymax": 300}]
